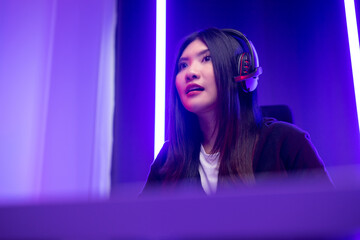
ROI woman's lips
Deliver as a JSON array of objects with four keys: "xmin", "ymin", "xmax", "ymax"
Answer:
[{"xmin": 185, "ymin": 83, "xmax": 204, "ymax": 94}]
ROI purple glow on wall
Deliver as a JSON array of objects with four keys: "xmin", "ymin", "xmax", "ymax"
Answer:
[
  {"xmin": 0, "ymin": 0, "xmax": 115, "ymax": 202},
  {"xmin": 0, "ymin": 0, "xmax": 57, "ymax": 199}
]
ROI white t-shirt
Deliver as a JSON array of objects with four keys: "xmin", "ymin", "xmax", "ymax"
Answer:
[{"xmin": 198, "ymin": 145, "xmax": 220, "ymax": 195}]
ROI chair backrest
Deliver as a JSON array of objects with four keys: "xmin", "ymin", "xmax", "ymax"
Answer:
[{"xmin": 260, "ymin": 105, "xmax": 294, "ymax": 123}]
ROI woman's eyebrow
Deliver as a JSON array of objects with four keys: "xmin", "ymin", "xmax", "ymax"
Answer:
[
  {"xmin": 179, "ymin": 49, "xmax": 210, "ymax": 62},
  {"xmin": 197, "ymin": 49, "xmax": 210, "ymax": 56}
]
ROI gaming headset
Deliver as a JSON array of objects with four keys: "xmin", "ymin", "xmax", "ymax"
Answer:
[{"xmin": 222, "ymin": 29, "xmax": 263, "ymax": 93}]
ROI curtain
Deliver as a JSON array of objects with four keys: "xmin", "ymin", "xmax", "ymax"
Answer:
[{"xmin": 0, "ymin": 0, "xmax": 115, "ymax": 202}]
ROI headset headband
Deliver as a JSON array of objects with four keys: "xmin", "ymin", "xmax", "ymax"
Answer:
[{"xmin": 222, "ymin": 29, "xmax": 263, "ymax": 92}]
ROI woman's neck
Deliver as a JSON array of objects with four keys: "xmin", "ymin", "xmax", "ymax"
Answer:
[{"xmin": 197, "ymin": 112, "xmax": 218, "ymax": 154}]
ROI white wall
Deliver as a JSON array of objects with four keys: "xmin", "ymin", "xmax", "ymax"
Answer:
[{"xmin": 0, "ymin": 0, "xmax": 115, "ymax": 202}]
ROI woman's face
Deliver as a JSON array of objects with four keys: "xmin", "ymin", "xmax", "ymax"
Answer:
[{"xmin": 175, "ymin": 39, "xmax": 218, "ymax": 116}]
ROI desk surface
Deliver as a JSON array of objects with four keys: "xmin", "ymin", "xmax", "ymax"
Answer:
[{"xmin": 0, "ymin": 181, "xmax": 359, "ymax": 240}]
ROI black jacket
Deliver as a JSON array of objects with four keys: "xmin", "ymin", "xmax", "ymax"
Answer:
[{"xmin": 142, "ymin": 119, "xmax": 332, "ymax": 194}]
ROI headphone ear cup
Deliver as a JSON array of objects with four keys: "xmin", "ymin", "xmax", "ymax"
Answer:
[
  {"xmin": 237, "ymin": 52, "xmax": 258, "ymax": 93},
  {"xmin": 242, "ymin": 76, "xmax": 259, "ymax": 93},
  {"xmin": 224, "ymin": 28, "xmax": 262, "ymax": 93}
]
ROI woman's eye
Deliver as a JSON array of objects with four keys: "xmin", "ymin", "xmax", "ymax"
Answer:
[
  {"xmin": 202, "ymin": 55, "xmax": 211, "ymax": 62},
  {"xmin": 178, "ymin": 62, "xmax": 187, "ymax": 71}
]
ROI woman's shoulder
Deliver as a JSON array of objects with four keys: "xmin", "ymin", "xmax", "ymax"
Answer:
[
  {"xmin": 256, "ymin": 118, "xmax": 332, "ymax": 184},
  {"xmin": 262, "ymin": 117, "xmax": 307, "ymax": 134},
  {"xmin": 256, "ymin": 118, "xmax": 329, "ymax": 171},
  {"xmin": 260, "ymin": 118, "xmax": 311, "ymax": 144}
]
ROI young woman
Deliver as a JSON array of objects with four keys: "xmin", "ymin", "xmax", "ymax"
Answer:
[{"xmin": 142, "ymin": 28, "xmax": 331, "ymax": 195}]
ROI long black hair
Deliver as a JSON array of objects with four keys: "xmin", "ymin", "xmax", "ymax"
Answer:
[{"xmin": 161, "ymin": 28, "xmax": 262, "ymax": 185}]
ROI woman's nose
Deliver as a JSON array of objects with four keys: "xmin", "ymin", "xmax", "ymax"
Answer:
[{"xmin": 185, "ymin": 65, "xmax": 200, "ymax": 82}]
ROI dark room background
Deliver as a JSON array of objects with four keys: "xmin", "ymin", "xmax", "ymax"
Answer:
[{"xmin": 112, "ymin": 0, "xmax": 360, "ymax": 193}]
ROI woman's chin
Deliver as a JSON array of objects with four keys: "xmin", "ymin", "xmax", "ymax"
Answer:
[{"xmin": 183, "ymin": 103, "xmax": 216, "ymax": 116}]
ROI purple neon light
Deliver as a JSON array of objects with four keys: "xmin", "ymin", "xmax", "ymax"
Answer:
[
  {"xmin": 344, "ymin": 0, "xmax": 360, "ymax": 131},
  {"xmin": 155, "ymin": 0, "xmax": 166, "ymax": 158}
]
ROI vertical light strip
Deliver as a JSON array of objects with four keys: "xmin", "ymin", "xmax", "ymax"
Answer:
[
  {"xmin": 155, "ymin": 0, "xmax": 166, "ymax": 158},
  {"xmin": 344, "ymin": 0, "xmax": 360, "ymax": 130}
]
